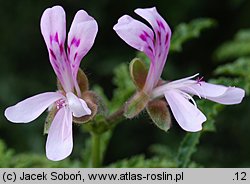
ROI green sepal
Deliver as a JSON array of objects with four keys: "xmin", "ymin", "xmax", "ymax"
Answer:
[
  {"xmin": 44, "ymin": 106, "xmax": 57, "ymax": 135},
  {"xmin": 124, "ymin": 91, "xmax": 150, "ymax": 118},
  {"xmin": 77, "ymin": 68, "xmax": 89, "ymax": 92},
  {"xmin": 129, "ymin": 58, "xmax": 148, "ymax": 90},
  {"xmin": 146, "ymin": 99, "xmax": 172, "ymax": 132}
]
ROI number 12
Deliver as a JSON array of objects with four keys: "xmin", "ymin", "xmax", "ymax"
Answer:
[{"xmin": 235, "ymin": 172, "xmax": 246, "ymax": 181}]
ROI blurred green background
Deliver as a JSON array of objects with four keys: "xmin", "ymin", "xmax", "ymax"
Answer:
[{"xmin": 0, "ymin": 0, "xmax": 249, "ymax": 167}]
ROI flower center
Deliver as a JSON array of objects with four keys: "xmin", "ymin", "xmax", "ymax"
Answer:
[{"xmin": 55, "ymin": 99, "xmax": 66, "ymax": 109}]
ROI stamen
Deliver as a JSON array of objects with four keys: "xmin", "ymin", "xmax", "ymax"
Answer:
[
  {"xmin": 179, "ymin": 90, "xmax": 197, "ymax": 108},
  {"xmin": 55, "ymin": 99, "xmax": 66, "ymax": 109},
  {"xmin": 186, "ymin": 86, "xmax": 202, "ymax": 99},
  {"xmin": 196, "ymin": 76, "xmax": 204, "ymax": 86},
  {"xmin": 195, "ymin": 76, "xmax": 207, "ymax": 99},
  {"xmin": 170, "ymin": 73, "xmax": 199, "ymax": 85}
]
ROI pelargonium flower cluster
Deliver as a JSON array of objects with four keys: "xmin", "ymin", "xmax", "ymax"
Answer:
[{"xmin": 4, "ymin": 5, "xmax": 245, "ymax": 161}]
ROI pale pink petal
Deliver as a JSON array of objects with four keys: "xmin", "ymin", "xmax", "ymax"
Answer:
[
  {"xmin": 164, "ymin": 90, "xmax": 206, "ymax": 132},
  {"xmin": 182, "ymin": 81, "xmax": 245, "ymax": 105},
  {"xmin": 4, "ymin": 92, "xmax": 64, "ymax": 123},
  {"xmin": 143, "ymin": 63, "xmax": 159, "ymax": 93},
  {"xmin": 135, "ymin": 7, "xmax": 171, "ymax": 36},
  {"xmin": 113, "ymin": 15, "xmax": 155, "ymax": 60},
  {"xmin": 79, "ymin": 99, "xmax": 92, "ymax": 114},
  {"xmin": 46, "ymin": 107, "xmax": 73, "ymax": 161},
  {"xmin": 207, "ymin": 87, "xmax": 245, "ymax": 104},
  {"xmin": 40, "ymin": 6, "xmax": 66, "ymax": 50},
  {"xmin": 66, "ymin": 92, "xmax": 91, "ymax": 117},
  {"xmin": 40, "ymin": 6, "xmax": 74, "ymax": 92},
  {"xmin": 67, "ymin": 10, "xmax": 98, "ymax": 79},
  {"xmin": 135, "ymin": 7, "xmax": 171, "ymax": 93}
]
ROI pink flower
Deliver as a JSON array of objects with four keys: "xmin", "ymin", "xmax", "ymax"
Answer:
[
  {"xmin": 113, "ymin": 7, "xmax": 245, "ymax": 132},
  {"xmin": 4, "ymin": 6, "xmax": 98, "ymax": 161},
  {"xmin": 114, "ymin": 7, "xmax": 171, "ymax": 94},
  {"xmin": 151, "ymin": 74, "xmax": 245, "ymax": 131}
]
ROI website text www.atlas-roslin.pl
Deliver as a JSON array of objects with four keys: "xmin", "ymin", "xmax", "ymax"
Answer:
[{"xmin": 88, "ymin": 171, "xmax": 184, "ymax": 182}]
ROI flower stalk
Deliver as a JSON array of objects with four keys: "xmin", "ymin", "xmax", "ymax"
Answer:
[{"xmin": 91, "ymin": 132, "xmax": 101, "ymax": 168}]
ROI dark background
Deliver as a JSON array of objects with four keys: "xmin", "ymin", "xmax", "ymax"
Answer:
[{"xmin": 0, "ymin": 0, "xmax": 249, "ymax": 167}]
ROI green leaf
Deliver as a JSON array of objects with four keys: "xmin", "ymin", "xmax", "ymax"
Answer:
[
  {"xmin": 214, "ymin": 29, "xmax": 250, "ymax": 61},
  {"xmin": 215, "ymin": 57, "xmax": 250, "ymax": 78},
  {"xmin": 108, "ymin": 155, "xmax": 177, "ymax": 168},
  {"xmin": 213, "ymin": 57, "xmax": 250, "ymax": 94},
  {"xmin": 170, "ymin": 18, "xmax": 216, "ymax": 52},
  {"xmin": 110, "ymin": 63, "xmax": 136, "ymax": 113},
  {"xmin": 176, "ymin": 132, "xmax": 201, "ymax": 167},
  {"xmin": 0, "ymin": 139, "xmax": 14, "ymax": 167},
  {"xmin": 235, "ymin": 29, "xmax": 250, "ymax": 41},
  {"xmin": 10, "ymin": 154, "xmax": 80, "ymax": 168},
  {"xmin": 149, "ymin": 144, "xmax": 175, "ymax": 159},
  {"xmin": 215, "ymin": 42, "xmax": 250, "ymax": 61}
]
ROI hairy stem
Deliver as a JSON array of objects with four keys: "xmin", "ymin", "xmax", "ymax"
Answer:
[
  {"xmin": 91, "ymin": 132, "xmax": 101, "ymax": 168},
  {"xmin": 106, "ymin": 105, "xmax": 125, "ymax": 123}
]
